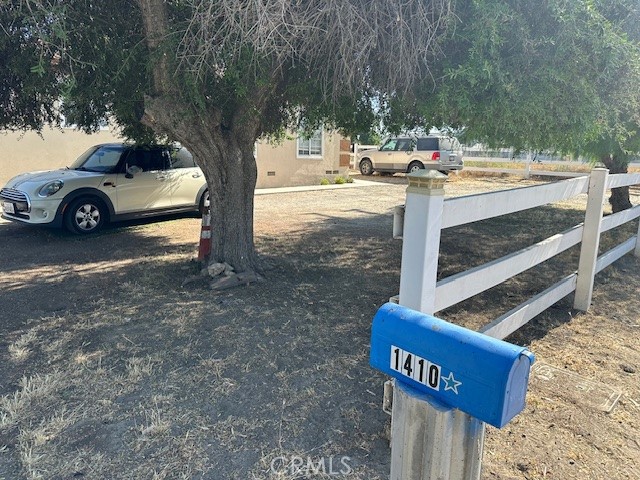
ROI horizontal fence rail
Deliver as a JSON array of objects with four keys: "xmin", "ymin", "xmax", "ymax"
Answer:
[
  {"xmin": 441, "ymin": 176, "xmax": 589, "ymax": 229},
  {"xmin": 608, "ymin": 173, "xmax": 640, "ymax": 189},
  {"xmin": 596, "ymin": 237, "xmax": 637, "ymax": 274},
  {"xmin": 434, "ymin": 225, "xmax": 584, "ymax": 313},
  {"xmin": 601, "ymin": 205, "xmax": 640, "ymax": 232},
  {"xmin": 479, "ymin": 274, "xmax": 578, "ymax": 339}
]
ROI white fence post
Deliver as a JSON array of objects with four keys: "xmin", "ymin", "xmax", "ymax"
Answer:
[
  {"xmin": 398, "ymin": 171, "xmax": 446, "ymax": 312},
  {"xmin": 394, "ymin": 170, "xmax": 485, "ymax": 480},
  {"xmin": 573, "ymin": 168, "xmax": 609, "ymax": 311}
]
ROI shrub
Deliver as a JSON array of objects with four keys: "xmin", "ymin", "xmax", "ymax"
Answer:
[
  {"xmin": 320, "ymin": 178, "xmax": 330, "ymax": 185},
  {"xmin": 334, "ymin": 176, "xmax": 346, "ymax": 184}
]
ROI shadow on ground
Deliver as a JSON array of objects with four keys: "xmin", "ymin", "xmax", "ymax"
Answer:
[{"xmin": 0, "ymin": 179, "xmax": 637, "ymax": 479}]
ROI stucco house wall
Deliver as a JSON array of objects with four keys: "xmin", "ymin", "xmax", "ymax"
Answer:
[
  {"xmin": 0, "ymin": 127, "xmax": 350, "ymax": 188},
  {"xmin": 255, "ymin": 131, "xmax": 350, "ymax": 189},
  {"xmin": 0, "ymin": 127, "xmax": 122, "ymax": 185}
]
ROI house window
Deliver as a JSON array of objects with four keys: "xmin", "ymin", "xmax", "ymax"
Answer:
[{"xmin": 297, "ymin": 129, "xmax": 323, "ymax": 157}]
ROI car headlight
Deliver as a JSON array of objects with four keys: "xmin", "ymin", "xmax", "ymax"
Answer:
[{"xmin": 38, "ymin": 180, "xmax": 64, "ymax": 197}]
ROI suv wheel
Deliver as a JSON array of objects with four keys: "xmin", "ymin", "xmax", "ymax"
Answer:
[
  {"xmin": 359, "ymin": 159, "xmax": 374, "ymax": 176},
  {"xmin": 408, "ymin": 161, "xmax": 424, "ymax": 173},
  {"xmin": 64, "ymin": 197, "xmax": 106, "ymax": 234}
]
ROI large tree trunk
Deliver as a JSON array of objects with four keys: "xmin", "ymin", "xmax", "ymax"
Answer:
[
  {"xmin": 601, "ymin": 154, "xmax": 633, "ymax": 213},
  {"xmin": 141, "ymin": 95, "xmax": 262, "ymax": 273},
  {"xmin": 189, "ymin": 131, "xmax": 260, "ymax": 273},
  {"xmin": 137, "ymin": 0, "xmax": 263, "ymax": 273}
]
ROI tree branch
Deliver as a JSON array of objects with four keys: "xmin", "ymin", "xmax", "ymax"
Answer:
[
  {"xmin": 177, "ymin": 0, "xmax": 455, "ymax": 99},
  {"xmin": 137, "ymin": 0, "xmax": 172, "ymax": 95}
]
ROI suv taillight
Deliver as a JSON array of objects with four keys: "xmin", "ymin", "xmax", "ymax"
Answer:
[{"xmin": 431, "ymin": 152, "xmax": 440, "ymax": 161}]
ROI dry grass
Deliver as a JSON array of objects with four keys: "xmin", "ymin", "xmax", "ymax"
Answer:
[
  {"xmin": 0, "ymin": 174, "xmax": 637, "ymax": 479},
  {"xmin": 7, "ymin": 332, "xmax": 37, "ymax": 363},
  {"xmin": 464, "ymin": 160, "xmax": 640, "ymax": 174}
]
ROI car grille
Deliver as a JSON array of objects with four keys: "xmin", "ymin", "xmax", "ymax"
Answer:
[
  {"xmin": 1, "ymin": 188, "xmax": 28, "ymax": 203},
  {"xmin": 1, "ymin": 188, "xmax": 31, "ymax": 216}
]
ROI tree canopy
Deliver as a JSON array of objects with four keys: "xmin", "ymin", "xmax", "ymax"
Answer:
[
  {"xmin": 383, "ymin": 0, "xmax": 640, "ymax": 156},
  {"xmin": 381, "ymin": 0, "xmax": 640, "ymax": 210},
  {"xmin": 1, "ymin": 0, "xmax": 639, "ymax": 269}
]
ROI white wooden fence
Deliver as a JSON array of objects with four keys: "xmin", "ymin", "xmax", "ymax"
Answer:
[
  {"xmin": 350, "ymin": 144, "xmax": 378, "ymax": 169},
  {"xmin": 393, "ymin": 168, "xmax": 640, "ymax": 339}
]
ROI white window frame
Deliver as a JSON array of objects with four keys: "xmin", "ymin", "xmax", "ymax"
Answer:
[{"xmin": 297, "ymin": 128, "xmax": 323, "ymax": 158}]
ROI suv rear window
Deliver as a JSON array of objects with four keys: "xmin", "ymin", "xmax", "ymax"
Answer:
[{"xmin": 416, "ymin": 138, "xmax": 439, "ymax": 151}]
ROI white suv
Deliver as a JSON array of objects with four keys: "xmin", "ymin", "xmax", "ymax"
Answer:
[
  {"xmin": 1, "ymin": 143, "xmax": 208, "ymax": 234},
  {"xmin": 358, "ymin": 135, "xmax": 464, "ymax": 175}
]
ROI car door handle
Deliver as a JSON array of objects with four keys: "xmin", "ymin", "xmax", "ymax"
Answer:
[
  {"xmin": 192, "ymin": 173, "xmax": 202, "ymax": 178},
  {"xmin": 156, "ymin": 175, "xmax": 167, "ymax": 181}
]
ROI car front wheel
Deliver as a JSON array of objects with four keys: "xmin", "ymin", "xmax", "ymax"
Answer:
[
  {"xmin": 64, "ymin": 197, "xmax": 106, "ymax": 234},
  {"xmin": 359, "ymin": 159, "xmax": 374, "ymax": 176}
]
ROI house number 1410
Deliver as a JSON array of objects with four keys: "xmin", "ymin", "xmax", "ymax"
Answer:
[{"xmin": 390, "ymin": 345, "xmax": 441, "ymax": 391}]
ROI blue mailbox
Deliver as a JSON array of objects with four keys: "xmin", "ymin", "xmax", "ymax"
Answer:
[{"xmin": 370, "ymin": 303, "xmax": 535, "ymax": 428}]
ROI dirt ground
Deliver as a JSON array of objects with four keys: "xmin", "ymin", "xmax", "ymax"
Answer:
[{"xmin": 0, "ymin": 173, "xmax": 638, "ymax": 479}]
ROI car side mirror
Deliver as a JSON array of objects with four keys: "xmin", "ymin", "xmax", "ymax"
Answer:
[{"xmin": 125, "ymin": 164, "xmax": 142, "ymax": 178}]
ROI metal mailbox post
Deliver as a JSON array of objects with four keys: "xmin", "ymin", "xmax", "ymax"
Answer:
[{"xmin": 370, "ymin": 303, "xmax": 535, "ymax": 479}]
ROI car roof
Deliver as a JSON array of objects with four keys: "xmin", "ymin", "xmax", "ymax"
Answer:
[
  {"xmin": 93, "ymin": 143, "xmax": 170, "ymax": 150},
  {"xmin": 388, "ymin": 135, "xmax": 444, "ymax": 140}
]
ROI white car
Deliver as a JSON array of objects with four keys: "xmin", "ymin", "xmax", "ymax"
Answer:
[{"xmin": 1, "ymin": 143, "xmax": 208, "ymax": 234}]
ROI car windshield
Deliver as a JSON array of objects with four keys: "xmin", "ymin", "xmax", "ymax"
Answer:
[
  {"xmin": 69, "ymin": 145, "xmax": 124, "ymax": 173},
  {"xmin": 380, "ymin": 139, "xmax": 398, "ymax": 151}
]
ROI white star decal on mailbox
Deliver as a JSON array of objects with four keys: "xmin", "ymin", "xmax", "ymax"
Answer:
[{"xmin": 442, "ymin": 372, "xmax": 462, "ymax": 394}]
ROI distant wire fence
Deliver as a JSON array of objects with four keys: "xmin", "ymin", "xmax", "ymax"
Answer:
[
  {"xmin": 464, "ymin": 149, "xmax": 640, "ymax": 163},
  {"xmin": 463, "ymin": 150, "xmax": 569, "ymax": 162},
  {"xmin": 464, "ymin": 150, "xmax": 640, "ymax": 187},
  {"xmin": 464, "ymin": 151, "xmax": 591, "ymax": 179}
]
